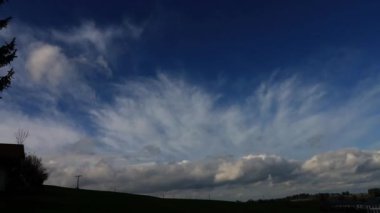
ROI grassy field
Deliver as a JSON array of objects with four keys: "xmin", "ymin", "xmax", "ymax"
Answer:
[{"xmin": 0, "ymin": 185, "xmax": 321, "ymax": 213}]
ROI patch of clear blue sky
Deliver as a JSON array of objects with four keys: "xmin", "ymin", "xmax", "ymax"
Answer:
[
  {"xmin": 6, "ymin": 1, "xmax": 380, "ymax": 80},
  {"xmin": 4, "ymin": 0, "xmax": 380, "ymax": 135}
]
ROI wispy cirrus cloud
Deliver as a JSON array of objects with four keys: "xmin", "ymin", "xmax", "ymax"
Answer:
[
  {"xmin": 51, "ymin": 21, "xmax": 130, "ymax": 74},
  {"xmin": 91, "ymin": 73, "xmax": 380, "ymax": 161},
  {"xmin": 51, "ymin": 21, "xmax": 124, "ymax": 53}
]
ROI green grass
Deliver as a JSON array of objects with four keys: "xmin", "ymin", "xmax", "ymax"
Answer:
[{"xmin": 0, "ymin": 185, "xmax": 321, "ymax": 213}]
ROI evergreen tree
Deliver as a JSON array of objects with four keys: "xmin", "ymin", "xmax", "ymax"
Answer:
[{"xmin": 0, "ymin": 0, "xmax": 16, "ymax": 97}]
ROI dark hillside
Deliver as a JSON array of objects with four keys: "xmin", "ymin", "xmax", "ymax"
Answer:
[{"xmin": 0, "ymin": 185, "xmax": 320, "ymax": 213}]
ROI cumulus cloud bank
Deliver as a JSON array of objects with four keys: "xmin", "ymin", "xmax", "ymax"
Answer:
[{"xmin": 44, "ymin": 149, "xmax": 380, "ymax": 200}]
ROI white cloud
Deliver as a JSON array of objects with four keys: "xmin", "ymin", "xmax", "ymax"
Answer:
[
  {"xmin": 91, "ymin": 73, "xmax": 220, "ymax": 160},
  {"xmin": 95, "ymin": 55, "xmax": 112, "ymax": 74},
  {"xmin": 51, "ymin": 21, "xmax": 141, "ymax": 73},
  {"xmin": 123, "ymin": 19, "xmax": 145, "ymax": 39},
  {"xmin": 215, "ymin": 154, "xmax": 297, "ymax": 184},
  {"xmin": 302, "ymin": 149, "xmax": 380, "ymax": 179},
  {"xmin": 26, "ymin": 42, "xmax": 73, "ymax": 87},
  {"xmin": 215, "ymin": 161, "xmax": 244, "ymax": 182},
  {"xmin": 90, "ymin": 73, "xmax": 380, "ymax": 161},
  {"xmin": 52, "ymin": 21, "xmax": 124, "ymax": 54}
]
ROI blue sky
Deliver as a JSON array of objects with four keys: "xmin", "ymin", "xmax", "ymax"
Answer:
[{"xmin": 1, "ymin": 0, "xmax": 380, "ymax": 200}]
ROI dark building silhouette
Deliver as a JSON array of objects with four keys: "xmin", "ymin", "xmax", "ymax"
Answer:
[
  {"xmin": 0, "ymin": 144, "xmax": 25, "ymax": 191},
  {"xmin": 369, "ymin": 188, "xmax": 380, "ymax": 198}
]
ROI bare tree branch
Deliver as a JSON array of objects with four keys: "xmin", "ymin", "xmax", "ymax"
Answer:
[{"xmin": 15, "ymin": 128, "xmax": 29, "ymax": 144}]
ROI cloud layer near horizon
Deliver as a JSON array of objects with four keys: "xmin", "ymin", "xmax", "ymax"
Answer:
[{"xmin": 44, "ymin": 149, "xmax": 380, "ymax": 200}]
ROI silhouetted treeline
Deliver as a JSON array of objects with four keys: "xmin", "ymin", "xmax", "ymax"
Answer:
[{"xmin": 0, "ymin": 0, "xmax": 16, "ymax": 97}]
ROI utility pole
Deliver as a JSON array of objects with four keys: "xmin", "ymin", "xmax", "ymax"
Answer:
[{"xmin": 75, "ymin": 175, "xmax": 82, "ymax": 189}]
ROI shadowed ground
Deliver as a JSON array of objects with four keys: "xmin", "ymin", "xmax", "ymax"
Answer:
[{"xmin": 0, "ymin": 185, "xmax": 320, "ymax": 213}]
